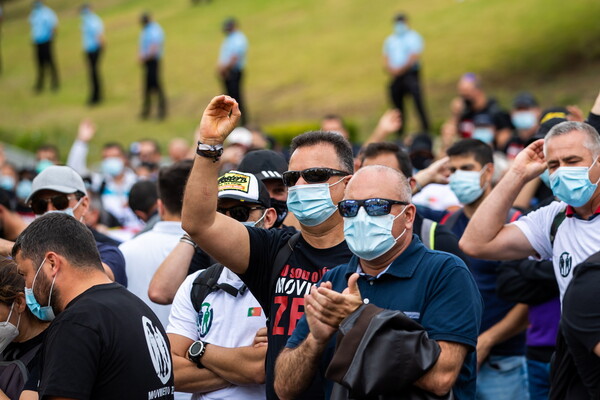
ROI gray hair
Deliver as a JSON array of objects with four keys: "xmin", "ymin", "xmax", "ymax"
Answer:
[
  {"xmin": 350, "ymin": 165, "xmax": 412, "ymax": 203},
  {"xmin": 544, "ymin": 121, "xmax": 600, "ymax": 158}
]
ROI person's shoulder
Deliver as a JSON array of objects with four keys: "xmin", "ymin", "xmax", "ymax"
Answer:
[
  {"xmin": 322, "ymin": 261, "xmax": 352, "ymax": 281},
  {"xmin": 421, "ymin": 245, "xmax": 468, "ymax": 273}
]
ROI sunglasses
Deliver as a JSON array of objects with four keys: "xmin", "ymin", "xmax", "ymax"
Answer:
[
  {"xmin": 282, "ymin": 168, "xmax": 349, "ymax": 187},
  {"xmin": 338, "ymin": 198, "xmax": 409, "ymax": 218},
  {"xmin": 217, "ymin": 205, "xmax": 264, "ymax": 222},
  {"xmin": 30, "ymin": 194, "xmax": 79, "ymax": 215}
]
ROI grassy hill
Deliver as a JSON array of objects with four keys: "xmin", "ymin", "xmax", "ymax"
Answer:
[{"xmin": 1, "ymin": 0, "xmax": 600, "ymax": 161}]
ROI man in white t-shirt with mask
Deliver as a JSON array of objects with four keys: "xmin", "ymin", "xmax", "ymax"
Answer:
[{"xmin": 460, "ymin": 121, "xmax": 600, "ymax": 300}]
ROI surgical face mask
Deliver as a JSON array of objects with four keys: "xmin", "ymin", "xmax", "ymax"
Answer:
[
  {"xmin": 16, "ymin": 180, "xmax": 32, "ymax": 201},
  {"xmin": 35, "ymin": 159, "xmax": 54, "ymax": 174},
  {"xmin": 270, "ymin": 199, "xmax": 288, "ymax": 228},
  {"xmin": 344, "ymin": 206, "xmax": 408, "ymax": 261},
  {"xmin": 101, "ymin": 157, "xmax": 125, "ymax": 177},
  {"xmin": 511, "ymin": 111, "xmax": 537, "ymax": 131},
  {"xmin": 449, "ymin": 165, "xmax": 488, "ymax": 205},
  {"xmin": 41, "ymin": 197, "xmax": 83, "ymax": 219},
  {"xmin": 539, "ymin": 169, "xmax": 551, "ymax": 188},
  {"xmin": 0, "ymin": 176, "xmax": 15, "ymax": 192},
  {"xmin": 472, "ymin": 128, "xmax": 495, "ymax": 145},
  {"xmin": 394, "ymin": 21, "xmax": 408, "ymax": 35},
  {"xmin": 0, "ymin": 303, "xmax": 20, "ymax": 353},
  {"xmin": 549, "ymin": 158, "xmax": 600, "ymax": 207},
  {"xmin": 24, "ymin": 258, "xmax": 57, "ymax": 322},
  {"xmin": 286, "ymin": 178, "xmax": 345, "ymax": 227},
  {"xmin": 241, "ymin": 210, "xmax": 266, "ymax": 228}
]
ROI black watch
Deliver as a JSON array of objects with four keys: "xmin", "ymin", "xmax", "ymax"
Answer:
[
  {"xmin": 196, "ymin": 141, "xmax": 224, "ymax": 163},
  {"xmin": 188, "ymin": 340, "xmax": 208, "ymax": 368}
]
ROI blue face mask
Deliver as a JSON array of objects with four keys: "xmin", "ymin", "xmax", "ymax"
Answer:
[
  {"xmin": 16, "ymin": 180, "xmax": 32, "ymax": 201},
  {"xmin": 549, "ymin": 158, "xmax": 600, "ymax": 207},
  {"xmin": 539, "ymin": 169, "xmax": 551, "ymax": 188},
  {"xmin": 344, "ymin": 206, "xmax": 408, "ymax": 261},
  {"xmin": 35, "ymin": 159, "xmax": 54, "ymax": 174},
  {"xmin": 241, "ymin": 210, "xmax": 266, "ymax": 228},
  {"xmin": 0, "ymin": 176, "xmax": 15, "ymax": 192},
  {"xmin": 286, "ymin": 179, "xmax": 344, "ymax": 227},
  {"xmin": 394, "ymin": 22, "xmax": 408, "ymax": 35},
  {"xmin": 472, "ymin": 128, "xmax": 495, "ymax": 145},
  {"xmin": 449, "ymin": 165, "xmax": 488, "ymax": 205},
  {"xmin": 101, "ymin": 157, "xmax": 125, "ymax": 177},
  {"xmin": 24, "ymin": 257, "xmax": 57, "ymax": 322},
  {"xmin": 511, "ymin": 111, "xmax": 537, "ymax": 131}
]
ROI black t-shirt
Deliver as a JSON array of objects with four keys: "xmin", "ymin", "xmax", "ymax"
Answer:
[
  {"xmin": 458, "ymin": 98, "xmax": 512, "ymax": 138},
  {"xmin": 2, "ymin": 330, "xmax": 46, "ymax": 392},
  {"xmin": 38, "ymin": 283, "xmax": 174, "ymax": 400},
  {"xmin": 413, "ymin": 213, "xmax": 469, "ymax": 267},
  {"xmin": 242, "ymin": 227, "xmax": 353, "ymax": 400},
  {"xmin": 561, "ymin": 254, "xmax": 600, "ymax": 398}
]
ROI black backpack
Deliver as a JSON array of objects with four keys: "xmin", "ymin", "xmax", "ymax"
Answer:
[
  {"xmin": 0, "ymin": 342, "xmax": 41, "ymax": 399},
  {"xmin": 191, "ymin": 232, "xmax": 301, "ymax": 316}
]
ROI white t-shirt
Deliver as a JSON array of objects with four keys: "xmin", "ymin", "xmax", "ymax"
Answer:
[
  {"xmin": 512, "ymin": 201, "xmax": 600, "ymax": 300},
  {"xmin": 167, "ymin": 268, "xmax": 266, "ymax": 400},
  {"xmin": 412, "ymin": 183, "xmax": 460, "ymax": 211},
  {"xmin": 120, "ymin": 221, "xmax": 184, "ymax": 328}
]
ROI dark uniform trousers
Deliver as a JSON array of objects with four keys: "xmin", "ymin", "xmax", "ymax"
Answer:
[
  {"xmin": 142, "ymin": 58, "xmax": 167, "ymax": 119},
  {"xmin": 34, "ymin": 40, "xmax": 59, "ymax": 91},
  {"xmin": 85, "ymin": 47, "xmax": 102, "ymax": 104},
  {"xmin": 223, "ymin": 68, "xmax": 246, "ymax": 125},
  {"xmin": 389, "ymin": 68, "xmax": 429, "ymax": 134}
]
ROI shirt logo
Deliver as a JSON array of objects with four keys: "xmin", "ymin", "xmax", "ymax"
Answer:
[
  {"xmin": 559, "ymin": 251, "xmax": 572, "ymax": 278},
  {"xmin": 197, "ymin": 302, "xmax": 213, "ymax": 337},
  {"xmin": 247, "ymin": 307, "xmax": 262, "ymax": 317},
  {"xmin": 142, "ymin": 316, "xmax": 172, "ymax": 385}
]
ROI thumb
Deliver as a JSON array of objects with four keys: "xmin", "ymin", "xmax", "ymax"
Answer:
[{"xmin": 347, "ymin": 273, "xmax": 361, "ymax": 297}]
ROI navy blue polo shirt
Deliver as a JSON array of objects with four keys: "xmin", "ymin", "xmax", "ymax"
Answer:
[{"xmin": 286, "ymin": 235, "xmax": 482, "ymax": 400}]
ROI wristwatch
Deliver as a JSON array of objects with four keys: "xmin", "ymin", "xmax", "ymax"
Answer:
[
  {"xmin": 196, "ymin": 141, "xmax": 224, "ymax": 163},
  {"xmin": 188, "ymin": 340, "xmax": 208, "ymax": 368}
]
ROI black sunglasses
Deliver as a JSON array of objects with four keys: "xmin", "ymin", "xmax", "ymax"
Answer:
[
  {"xmin": 338, "ymin": 198, "xmax": 409, "ymax": 218},
  {"xmin": 30, "ymin": 194, "xmax": 79, "ymax": 215},
  {"xmin": 217, "ymin": 205, "xmax": 264, "ymax": 222},
  {"xmin": 282, "ymin": 168, "xmax": 349, "ymax": 187}
]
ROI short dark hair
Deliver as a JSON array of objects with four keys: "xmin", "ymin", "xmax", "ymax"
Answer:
[
  {"xmin": 36, "ymin": 144, "xmax": 59, "ymax": 160},
  {"xmin": 129, "ymin": 180, "xmax": 158, "ymax": 214},
  {"xmin": 139, "ymin": 139, "xmax": 162, "ymax": 155},
  {"xmin": 12, "ymin": 213, "xmax": 103, "ymax": 272},
  {"xmin": 290, "ymin": 131, "xmax": 354, "ymax": 174},
  {"xmin": 361, "ymin": 142, "xmax": 413, "ymax": 178},
  {"xmin": 102, "ymin": 142, "xmax": 126, "ymax": 157},
  {"xmin": 158, "ymin": 160, "xmax": 193, "ymax": 215},
  {"xmin": 447, "ymin": 139, "xmax": 494, "ymax": 167}
]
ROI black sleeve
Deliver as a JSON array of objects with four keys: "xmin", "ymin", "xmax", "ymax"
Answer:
[
  {"xmin": 562, "ymin": 263, "xmax": 600, "ymax": 352},
  {"xmin": 493, "ymin": 110, "xmax": 513, "ymax": 130},
  {"xmin": 239, "ymin": 227, "xmax": 290, "ymax": 311},
  {"xmin": 433, "ymin": 223, "xmax": 470, "ymax": 267},
  {"xmin": 23, "ymin": 354, "xmax": 41, "ymax": 391},
  {"xmin": 586, "ymin": 112, "xmax": 600, "ymax": 135},
  {"xmin": 97, "ymin": 243, "xmax": 128, "ymax": 287},
  {"xmin": 38, "ymin": 320, "xmax": 101, "ymax": 399},
  {"xmin": 496, "ymin": 259, "xmax": 559, "ymax": 305}
]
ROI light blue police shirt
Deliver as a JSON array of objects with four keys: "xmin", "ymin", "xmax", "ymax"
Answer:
[
  {"xmin": 383, "ymin": 29, "xmax": 423, "ymax": 70},
  {"xmin": 218, "ymin": 31, "xmax": 248, "ymax": 70},
  {"xmin": 29, "ymin": 5, "xmax": 58, "ymax": 44},
  {"xmin": 139, "ymin": 22, "xmax": 164, "ymax": 59},
  {"xmin": 81, "ymin": 11, "xmax": 104, "ymax": 53}
]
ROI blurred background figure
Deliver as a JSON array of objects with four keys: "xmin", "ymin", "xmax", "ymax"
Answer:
[
  {"xmin": 29, "ymin": 0, "xmax": 59, "ymax": 93},
  {"xmin": 80, "ymin": 4, "xmax": 105, "ymax": 106},
  {"xmin": 139, "ymin": 12, "xmax": 166, "ymax": 120},
  {"xmin": 218, "ymin": 17, "xmax": 248, "ymax": 124}
]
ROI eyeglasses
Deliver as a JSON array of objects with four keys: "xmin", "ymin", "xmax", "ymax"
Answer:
[
  {"xmin": 338, "ymin": 198, "xmax": 409, "ymax": 217},
  {"xmin": 217, "ymin": 205, "xmax": 265, "ymax": 222},
  {"xmin": 30, "ymin": 194, "xmax": 79, "ymax": 215},
  {"xmin": 282, "ymin": 168, "xmax": 349, "ymax": 187}
]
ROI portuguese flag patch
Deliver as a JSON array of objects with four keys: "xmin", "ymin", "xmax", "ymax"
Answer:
[{"xmin": 247, "ymin": 307, "xmax": 262, "ymax": 317}]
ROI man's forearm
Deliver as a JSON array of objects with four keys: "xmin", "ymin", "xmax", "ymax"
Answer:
[
  {"xmin": 479, "ymin": 304, "xmax": 529, "ymax": 350},
  {"xmin": 148, "ymin": 242, "xmax": 195, "ymax": 305},
  {"xmin": 202, "ymin": 344, "xmax": 266, "ymax": 385},
  {"xmin": 172, "ymin": 354, "xmax": 230, "ymax": 393},
  {"xmin": 414, "ymin": 341, "xmax": 468, "ymax": 397},
  {"xmin": 275, "ymin": 334, "xmax": 327, "ymax": 400}
]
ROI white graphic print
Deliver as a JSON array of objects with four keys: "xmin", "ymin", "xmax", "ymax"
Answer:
[{"xmin": 142, "ymin": 316, "xmax": 172, "ymax": 385}]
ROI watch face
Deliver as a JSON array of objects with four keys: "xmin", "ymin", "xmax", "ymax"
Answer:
[{"xmin": 190, "ymin": 341, "xmax": 203, "ymax": 356}]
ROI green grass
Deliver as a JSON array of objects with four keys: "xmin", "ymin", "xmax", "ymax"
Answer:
[{"xmin": 1, "ymin": 0, "xmax": 600, "ymax": 161}]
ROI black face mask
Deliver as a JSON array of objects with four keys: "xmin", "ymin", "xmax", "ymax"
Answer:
[{"xmin": 270, "ymin": 199, "xmax": 288, "ymax": 228}]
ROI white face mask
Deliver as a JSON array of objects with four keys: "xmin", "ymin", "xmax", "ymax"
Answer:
[{"xmin": 0, "ymin": 303, "xmax": 20, "ymax": 353}]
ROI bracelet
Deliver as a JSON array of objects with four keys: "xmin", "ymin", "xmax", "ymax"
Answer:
[
  {"xmin": 180, "ymin": 234, "xmax": 198, "ymax": 249},
  {"xmin": 196, "ymin": 141, "xmax": 224, "ymax": 163}
]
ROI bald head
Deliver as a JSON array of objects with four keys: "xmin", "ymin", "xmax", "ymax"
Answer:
[{"xmin": 346, "ymin": 165, "xmax": 411, "ymax": 202}]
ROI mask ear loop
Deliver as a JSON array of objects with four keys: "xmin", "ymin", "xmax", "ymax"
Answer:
[
  {"xmin": 589, "ymin": 156, "xmax": 600, "ymax": 185},
  {"xmin": 392, "ymin": 205, "xmax": 409, "ymax": 241}
]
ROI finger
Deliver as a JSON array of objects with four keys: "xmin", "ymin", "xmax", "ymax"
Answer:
[
  {"xmin": 318, "ymin": 281, "xmax": 332, "ymax": 290},
  {"xmin": 316, "ymin": 286, "xmax": 347, "ymax": 305},
  {"xmin": 347, "ymin": 273, "xmax": 361, "ymax": 297}
]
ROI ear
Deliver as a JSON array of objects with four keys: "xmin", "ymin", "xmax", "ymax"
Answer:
[
  {"xmin": 404, "ymin": 204, "xmax": 416, "ymax": 230},
  {"xmin": 134, "ymin": 210, "xmax": 148, "ymax": 221},
  {"xmin": 484, "ymin": 163, "xmax": 495, "ymax": 183},
  {"xmin": 44, "ymin": 252, "xmax": 62, "ymax": 278},
  {"xmin": 263, "ymin": 208, "xmax": 278, "ymax": 229},
  {"xmin": 408, "ymin": 177, "xmax": 417, "ymax": 190},
  {"xmin": 342, "ymin": 174, "xmax": 353, "ymax": 188},
  {"xmin": 13, "ymin": 292, "xmax": 26, "ymax": 314}
]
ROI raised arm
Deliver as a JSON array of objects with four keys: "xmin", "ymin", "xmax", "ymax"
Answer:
[
  {"xmin": 181, "ymin": 95, "xmax": 251, "ymax": 274},
  {"xmin": 460, "ymin": 140, "xmax": 546, "ymax": 260}
]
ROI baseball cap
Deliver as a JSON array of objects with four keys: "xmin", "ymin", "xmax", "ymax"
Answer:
[
  {"xmin": 225, "ymin": 127, "xmax": 253, "ymax": 148},
  {"xmin": 532, "ymin": 107, "xmax": 570, "ymax": 141},
  {"xmin": 512, "ymin": 92, "xmax": 538, "ymax": 109},
  {"xmin": 238, "ymin": 150, "xmax": 288, "ymax": 181},
  {"xmin": 26, "ymin": 166, "xmax": 87, "ymax": 204},
  {"xmin": 218, "ymin": 171, "xmax": 271, "ymax": 208}
]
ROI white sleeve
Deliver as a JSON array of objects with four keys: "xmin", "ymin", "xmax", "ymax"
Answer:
[
  {"xmin": 166, "ymin": 271, "xmax": 202, "ymax": 341},
  {"xmin": 511, "ymin": 201, "xmax": 565, "ymax": 260},
  {"xmin": 67, "ymin": 140, "xmax": 89, "ymax": 175}
]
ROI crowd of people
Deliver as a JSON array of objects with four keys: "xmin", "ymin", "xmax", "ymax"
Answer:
[{"xmin": 0, "ymin": 3, "xmax": 599, "ymax": 400}]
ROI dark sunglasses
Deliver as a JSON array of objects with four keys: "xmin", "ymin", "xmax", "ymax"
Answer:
[
  {"xmin": 30, "ymin": 194, "xmax": 79, "ymax": 215},
  {"xmin": 217, "ymin": 205, "xmax": 264, "ymax": 222},
  {"xmin": 338, "ymin": 198, "xmax": 409, "ymax": 218},
  {"xmin": 282, "ymin": 168, "xmax": 349, "ymax": 187}
]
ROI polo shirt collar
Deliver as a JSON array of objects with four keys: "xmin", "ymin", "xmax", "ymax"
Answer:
[
  {"xmin": 152, "ymin": 221, "xmax": 184, "ymax": 235},
  {"xmin": 345, "ymin": 234, "xmax": 426, "ymax": 280},
  {"xmin": 565, "ymin": 204, "xmax": 600, "ymax": 220}
]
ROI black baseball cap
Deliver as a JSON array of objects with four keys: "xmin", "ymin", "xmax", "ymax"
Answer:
[
  {"xmin": 238, "ymin": 150, "xmax": 288, "ymax": 182},
  {"xmin": 512, "ymin": 92, "xmax": 538, "ymax": 109}
]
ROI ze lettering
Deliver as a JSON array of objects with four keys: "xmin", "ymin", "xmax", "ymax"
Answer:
[
  {"xmin": 272, "ymin": 296, "xmax": 306, "ymax": 335},
  {"xmin": 288, "ymin": 297, "xmax": 304, "ymax": 335},
  {"xmin": 272, "ymin": 296, "xmax": 288, "ymax": 335}
]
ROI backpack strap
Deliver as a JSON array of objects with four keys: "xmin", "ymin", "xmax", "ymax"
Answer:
[
  {"xmin": 507, "ymin": 208, "xmax": 522, "ymax": 223},
  {"xmin": 420, "ymin": 218, "xmax": 437, "ymax": 250},
  {"xmin": 440, "ymin": 210, "xmax": 462, "ymax": 230},
  {"xmin": 269, "ymin": 232, "xmax": 301, "ymax": 294},
  {"xmin": 550, "ymin": 208, "xmax": 568, "ymax": 247},
  {"xmin": 190, "ymin": 263, "xmax": 225, "ymax": 313}
]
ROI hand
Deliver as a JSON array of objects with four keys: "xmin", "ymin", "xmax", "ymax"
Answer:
[
  {"xmin": 77, "ymin": 119, "xmax": 96, "ymax": 143},
  {"xmin": 305, "ymin": 284, "xmax": 337, "ymax": 345},
  {"xmin": 307, "ymin": 273, "xmax": 363, "ymax": 329},
  {"xmin": 197, "ymin": 95, "xmax": 241, "ymax": 145},
  {"xmin": 566, "ymin": 105, "xmax": 585, "ymax": 122},
  {"xmin": 414, "ymin": 156, "xmax": 451, "ymax": 189},
  {"xmin": 374, "ymin": 109, "xmax": 403, "ymax": 137},
  {"xmin": 509, "ymin": 139, "xmax": 546, "ymax": 182},
  {"xmin": 476, "ymin": 332, "xmax": 493, "ymax": 370},
  {"xmin": 252, "ymin": 327, "xmax": 268, "ymax": 348},
  {"xmin": 0, "ymin": 239, "xmax": 14, "ymax": 257}
]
